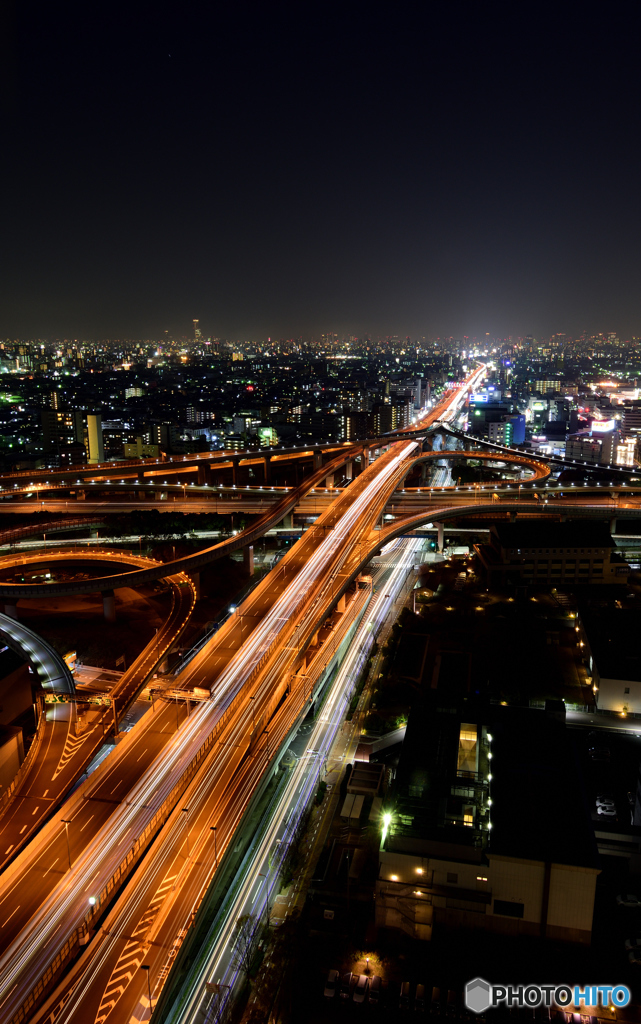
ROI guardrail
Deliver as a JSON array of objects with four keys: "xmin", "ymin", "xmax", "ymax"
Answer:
[{"xmin": 0, "ymin": 696, "xmax": 46, "ymax": 813}]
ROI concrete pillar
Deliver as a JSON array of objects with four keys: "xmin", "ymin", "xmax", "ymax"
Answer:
[
  {"xmin": 437, "ymin": 522, "xmax": 444, "ymax": 552},
  {"xmin": 336, "ymin": 593, "xmax": 346, "ymax": 613},
  {"xmin": 76, "ymin": 490, "xmax": 86, "ymax": 500},
  {"xmin": 103, "ymin": 589, "xmax": 116, "ymax": 623},
  {"xmin": 311, "ymin": 630, "xmax": 319, "ymax": 646},
  {"xmin": 345, "ymin": 461, "xmax": 353, "ymax": 480},
  {"xmin": 263, "ymin": 456, "xmax": 271, "ymax": 483},
  {"xmin": 509, "ymin": 512, "xmax": 517, "ymax": 523},
  {"xmin": 231, "ymin": 459, "xmax": 239, "ymax": 485},
  {"xmin": 243, "ymin": 544, "xmax": 255, "ymax": 575},
  {"xmin": 363, "ymin": 447, "xmax": 370, "ymax": 466},
  {"xmin": 137, "ymin": 491, "xmax": 146, "ymax": 501},
  {"xmin": 4, "ymin": 603, "xmax": 18, "ymax": 619},
  {"xmin": 190, "ymin": 571, "xmax": 201, "ymax": 600},
  {"xmin": 90, "ymin": 528, "xmax": 99, "ymax": 538},
  {"xmin": 197, "ymin": 463, "xmax": 211, "ymax": 486},
  {"xmin": 610, "ymin": 518, "xmax": 617, "ymax": 536},
  {"xmin": 314, "ymin": 451, "xmax": 323, "ymax": 470},
  {"xmin": 281, "ymin": 512, "xmax": 293, "ymax": 529},
  {"xmin": 325, "ymin": 472, "xmax": 334, "ymax": 488}
]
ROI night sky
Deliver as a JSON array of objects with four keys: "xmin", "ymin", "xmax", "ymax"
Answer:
[{"xmin": 2, "ymin": 2, "xmax": 641, "ymax": 340}]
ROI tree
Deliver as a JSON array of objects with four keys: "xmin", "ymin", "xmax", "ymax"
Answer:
[{"xmin": 229, "ymin": 913, "xmax": 261, "ymax": 980}]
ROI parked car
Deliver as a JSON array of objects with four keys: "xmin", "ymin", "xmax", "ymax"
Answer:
[
  {"xmin": 400, "ymin": 981, "xmax": 411, "ymax": 1010},
  {"xmin": 624, "ymin": 938, "xmax": 641, "ymax": 950},
  {"xmin": 617, "ymin": 894, "xmax": 641, "ymax": 907},
  {"xmin": 369, "ymin": 976, "xmax": 382, "ymax": 1005},
  {"xmin": 354, "ymin": 975, "xmax": 369, "ymax": 1003},
  {"xmin": 597, "ymin": 806, "xmax": 617, "ymax": 818},
  {"xmin": 324, "ymin": 969, "xmax": 339, "ymax": 998},
  {"xmin": 596, "ymin": 794, "xmax": 615, "ymax": 808},
  {"xmin": 340, "ymin": 972, "xmax": 353, "ymax": 999},
  {"xmin": 415, "ymin": 983, "xmax": 426, "ymax": 1011}
]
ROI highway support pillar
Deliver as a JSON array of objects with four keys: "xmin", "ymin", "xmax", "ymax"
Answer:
[
  {"xmin": 190, "ymin": 571, "xmax": 201, "ymax": 600},
  {"xmin": 336, "ymin": 593, "xmax": 346, "ymax": 613},
  {"xmin": 3, "ymin": 603, "xmax": 18, "ymax": 619},
  {"xmin": 76, "ymin": 490, "xmax": 86, "ymax": 500},
  {"xmin": 437, "ymin": 522, "xmax": 444, "ymax": 552},
  {"xmin": 325, "ymin": 472, "xmax": 334, "ymax": 489},
  {"xmin": 314, "ymin": 451, "xmax": 323, "ymax": 470},
  {"xmin": 137, "ymin": 491, "xmax": 146, "ymax": 501},
  {"xmin": 231, "ymin": 460, "xmax": 239, "ymax": 486},
  {"xmin": 103, "ymin": 589, "xmax": 116, "ymax": 623},
  {"xmin": 345, "ymin": 461, "xmax": 353, "ymax": 480},
  {"xmin": 243, "ymin": 544, "xmax": 255, "ymax": 576},
  {"xmin": 363, "ymin": 447, "xmax": 370, "ymax": 466},
  {"xmin": 610, "ymin": 518, "xmax": 617, "ymax": 536},
  {"xmin": 197, "ymin": 463, "xmax": 211, "ymax": 486},
  {"xmin": 263, "ymin": 456, "xmax": 271, "ymax": 483},
  {"xmin": 281, "ymin": 512, "xmax": 293, "ymax": 529},
  {"xmin": 90, "ymin": 528, "xmax": 98, "ymax": 538},
  {"xmin": 509, "ymin": 512, "xmax": 517, "ymax": 523}
]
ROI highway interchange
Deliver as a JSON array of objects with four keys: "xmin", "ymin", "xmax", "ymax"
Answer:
[{"xmin": 0, "ymin": 361, "xmax": 636, "ymax": 1023}]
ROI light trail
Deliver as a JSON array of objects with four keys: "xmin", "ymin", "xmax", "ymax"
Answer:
[{"xmin": 169, "ymin": 537, "xmax": 424, "ymax": 1024}]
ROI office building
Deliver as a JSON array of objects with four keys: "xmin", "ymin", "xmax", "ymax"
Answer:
[
  {"xmin": 475, "ymin": 522, "xmax": 629, "ymax": 586},
  {"xmin": 87, "ymin": 413, "xmax": 105, "ymax": 464},
  {"xmin": 377, "ymin": 697, "xmax": 599, "ymax": 944}
]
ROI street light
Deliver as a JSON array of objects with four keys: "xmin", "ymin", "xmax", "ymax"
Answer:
[
  {"xmin": 61, "ymin": 819, "xmax": 72, "ymax": 871},
  {"xmin": 182, "ymin": 807, "xmax": 190, "ymax": 857},
  {"xmin": 140, "ymin": 964, "xmax": 153, "ymax": 1013}
]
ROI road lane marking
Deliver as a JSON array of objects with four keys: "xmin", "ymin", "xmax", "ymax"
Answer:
[
  {"xmin": 136, "ymin": 748, "xmax": 148, "ymax": 762},
  {"xmin": 19, "ymin": 826, "xmax": 26, "ymax": 835},
  {"xmin": 80, "ymin": 814, "xmax": 95, "ymax": 832},
  {"xmin": 3, "ymin": 846, "xmax": 13, "ymax": 856},
  {"xmin": 42, "ymin": 789, "xmax": 49, "ymax": 798},
  {"xmin": 2, "ymin": 906, "xmax": 19, "ymax": 927},
  {"xmin": 43, "ymin": 857, "xmax": 59, "ymax": 877}
]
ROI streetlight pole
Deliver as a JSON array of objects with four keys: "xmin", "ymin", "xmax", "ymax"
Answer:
[
  {"xmin": 61, "ymin": 819, "xmax": 72, "ymax": 871},
  {"xmin": 140, "ymin": 964, "xmax": 153, "ymax": 1014},
  {"xmin": 182, "ymin": 807, "xmax": 190, "ymax": 857}
]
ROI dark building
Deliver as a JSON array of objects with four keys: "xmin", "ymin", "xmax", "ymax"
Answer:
[
  {"xmin": 376, "ymin": 697, "xmax": 599, "ymax": 944},
  {"xmin": 476, "ymin": 522, "xmax": 629, "ymax": 586}
]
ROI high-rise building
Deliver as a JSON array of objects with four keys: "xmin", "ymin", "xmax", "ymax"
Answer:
[
  {"xmin": 41, "ymin": 409, "xmax": 84, "ymax": 462},
  {"xmin": 87, "ymin": 414, "xmax": 105, "ymax": 464}
]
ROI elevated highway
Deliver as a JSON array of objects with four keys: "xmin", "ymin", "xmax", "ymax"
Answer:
[
  {"xmin": 0, "ymin": 370, "xmax": 487, "ymax": 1022},
  {"xmin": 0, "ymin": 558, "xmax": 196, "ymax": 871}
]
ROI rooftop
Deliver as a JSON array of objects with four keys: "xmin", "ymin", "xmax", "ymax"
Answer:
[
  {"xmin": 491, "ymin": 521, "xmax": 615, "ymax": 550},
  {"xmin": 385, "ymin": 696, "xmax": 599, "ymax": 871}
]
